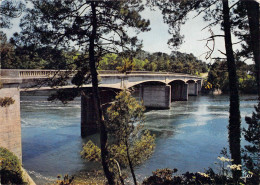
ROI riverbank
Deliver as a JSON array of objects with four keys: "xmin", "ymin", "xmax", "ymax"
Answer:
[{"xmin": 22, "ymin": 167, "xmax": 37, "ymax": 185}]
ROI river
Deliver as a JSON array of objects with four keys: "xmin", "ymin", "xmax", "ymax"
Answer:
[{"xmin": 20, "ymin": 94, "xmax": 258, "ymax": 184}]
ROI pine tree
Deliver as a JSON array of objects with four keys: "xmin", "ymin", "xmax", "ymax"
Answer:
[
  {"xmin": 150, "ymin": 0, "xmax": 243, "ymax": 180},
  {"xmin": 0, "ymin": 0, "xmax": 24, "ymax": 29},
  {"xmin": 243, "ymin": 101, "xmax": 260, "ymax": 184},
  {"xmin": 15, "ymin": 1, "xmax": 150, "ymax": 184}
]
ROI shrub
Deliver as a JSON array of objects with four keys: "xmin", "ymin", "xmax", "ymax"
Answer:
[
  {"xmin": 142, "ymin": 168, "xmax": 213, "ymax": 185},
  {"xmin": 0, "ymin": 147, "xmax": 24, "ymax": 184},
  {"xmin": 56, "ymin": 174, "xmax": 74, "ymax": 185}
]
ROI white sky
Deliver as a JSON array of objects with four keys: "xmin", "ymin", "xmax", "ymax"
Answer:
[
  {"xmin": 3, "ymin": 2, "xmax": 256, "ymax": 64},
  {"xmin": 137, "ymin": 7, "xmax": 245, "ymax": 64}
]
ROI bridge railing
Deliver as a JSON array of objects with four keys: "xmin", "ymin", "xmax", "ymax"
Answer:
[
  {"xmin": 0, "ymin": 69, "xmax": 201, "ymax": 79},
  {"xmin": 19, "ymin": 70, "xmax": 69, "ymax": 78},
  {"xmin": 1, "ymin": 69, "xmax": 71, "ymax": 78},
  {"xmin": 0, "ymin": 69, "xmax": 120, "ymax": 78},
  {"xmin": 124, "ymin": 71, "xmax": 195, "ymax": 76}
]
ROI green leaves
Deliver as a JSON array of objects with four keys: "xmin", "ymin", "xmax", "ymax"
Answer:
[
  {"xmin": 106, "ymin": 90, "xmax": 145, "ymax": 141},
  {"xmin": 207, "ymin": 60, "xmax": 257, "ymax": 93},
  {"xmin": 81, "ymin": 90, "xmax": 155, "ymax": 181},
  {"xmin": 0, "ymin": 0, "xmax": 25, "ymax": 29},
  {"xmin": 0, "ymin": 147, "xmax": 24, "ymax": 184},
  {"xmin": 81, "ymin": 131, "xmax": 155, "ymax": 168},
  {"xmin": 81, "ymin": 141, "xmax": 101, "ymax": 162}
]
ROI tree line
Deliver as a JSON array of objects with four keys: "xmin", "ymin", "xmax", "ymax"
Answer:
[
  {"xmin": 98, "ymin": 51, "xmax": 208, "ymax": 75},
  {"xmin": 1, "ymin": 33, "xmax": 208, "ymax": 75},
  {"xmin": 205, "ymin": 59, "xmax": 257, "ymax": 94}
]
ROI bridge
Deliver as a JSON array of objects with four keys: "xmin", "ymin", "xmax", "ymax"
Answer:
[{"xmin": 0, "ymin": 69, "xmax": 203, "ymax": 161}]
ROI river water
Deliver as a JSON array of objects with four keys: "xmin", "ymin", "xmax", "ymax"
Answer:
[{"xmin": 20, "ymin": 94, "xmax": 258, "ymax": 184}]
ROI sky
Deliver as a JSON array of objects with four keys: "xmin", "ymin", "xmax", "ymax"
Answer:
[
  {"xmin": 3, "ymin": 1, "xmax": 257, "ymax": 64},
  {"xmin": 138, "ymin": 1, "xmax": 258, "ymax": 65},
  {"xmin": 137, "ymin": 6, "xmax": 252, "ymax": 64}
]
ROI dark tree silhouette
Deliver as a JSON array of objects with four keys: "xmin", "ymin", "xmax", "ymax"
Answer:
[
  {"xmin": 244, "ymin": 1, "xmax": 259, "ymax": 97},
  {"xmin": 148, "ymin": 0, "xmax": 259, "ymax": 181},
  {"xmin": 15, "ymin": 1, "xmax": 150, "ymax": 184},
  {"xmin": 222, "ymin": 0, "xmax": 241, "ymax": 180},
  {"xmin": 232, "ymin": 0, "xmax": 259, "ymax": 97},
  {"xmin": 243, "ymin": 101, "xmax": 260, "ymax": 184},
  {"xmin": 0, "ymin": 0, "xmax": 24, "ymax": 29}
]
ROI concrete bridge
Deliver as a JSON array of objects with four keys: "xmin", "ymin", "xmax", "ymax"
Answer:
[{"xmin": 0, "ymin": 69, "xmax": 203, "ymax": 161}]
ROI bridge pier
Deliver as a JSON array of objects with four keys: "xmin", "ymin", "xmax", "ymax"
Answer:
[
  {"xmin": 81, "ymin": 93, "xmax": 97, "ymax": 137},
  {"xmin": 170, "ymin": 81, "xmax": 188, "ymax": 101},
  {"xmin": 0, "ymin": 83, "xmax": 22, "ymax": 161},
  {"xmin": 197, "ymin": 80, "xmax": 202, "ymax": 94},
  {"xmin": 188, "ymin": 81, "xmax": 198, "ymax": 96},
  {"xmin": 133, "ymin": 84, "xmax": 171, "ymax": 109},
  {"xmin": 81, "ymin": 88, "xmax": 118, "ymax": 137}
]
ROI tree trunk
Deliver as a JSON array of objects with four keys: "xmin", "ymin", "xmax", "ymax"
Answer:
[
  {"xmin": 89, "ymin": 2, "xmax": 115, "ymax": 184},
  {"xmin": 222, "ymin": 0, "xmax": 242, "ymax": 181},
  {"xmin": 113, "ymin": 159, "xmax": 125, "ymax": 185},
  {"xmin": 125, "ymin": 140, "xmax": 137, "ymax": 185},
  {"xmin": 244, "ymin": 0, "xmax": 260, "ymax": 98}
]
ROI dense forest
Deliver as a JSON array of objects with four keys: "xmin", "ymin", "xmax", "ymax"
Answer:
[
  {"xmin": 98, "ymin": 51, "xmax": 208, "ymax": 74},
  {"xmin": 205, "ymin": 60, "xmax": 257, "ymax": 94},
  {"xmin": 1, "ymin": 32, "xmax": 208, "ymax": 75}
]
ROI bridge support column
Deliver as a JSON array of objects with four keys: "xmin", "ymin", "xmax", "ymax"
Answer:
[
  {"xmin": 81, "ymin": 88, "xmax": 117, "ymax": 137},
  {"xmin": 138, "ymin": 85, "xmax": 171, "ymax": 109},
  {"xmin": 81, "ymin": 93, "xmax": 97, "ymax": 137},
  {"xmin": 188, "ymin": 82, "xmax": 198, "ymax": 96},
  {"xmin": 171, "ymin": 82, "xmax": 188, "ymax": 101},
  {"xmin": 0, "ymin": 84, "xmax": 22, "ymax": 161},
  {"xmin": 197, "ymin": 81, "xmax": 202, "ymax": 94}
]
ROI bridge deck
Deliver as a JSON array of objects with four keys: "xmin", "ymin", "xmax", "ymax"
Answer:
[{"xmin": 1, "ymin": 69, "xmax": 203, "ymax": 90}]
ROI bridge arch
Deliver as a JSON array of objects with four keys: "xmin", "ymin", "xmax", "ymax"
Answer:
[
  {"xmin": 168, "ymin": 79, "xmax": 186, "ymax": 84},
  {"xmin": 186, "ymin": 79, "xmax": 196, "ymax": 83},
  {"xmin": 127, "ymin": 80, "xmax": 166, "ymax": 89}
]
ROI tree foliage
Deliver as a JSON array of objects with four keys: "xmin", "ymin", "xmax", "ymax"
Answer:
[
  {"xmin": 17, "ymin": 1, "xmax": 150, "ymax": 183},
  {"xmin": 206, "ymin": 59, "xmax": 257, "ymax": 94},
  {"xmin": 1, "ymin": 40, "xmax": 209, "ymax": 75},
  {"xmin": 150, "ymin": 0, "xmax": 251, "ymax": 181},
  {"xmin": 143, "ymin": 168, "xmax": 213, "ymax": 185},
  {"xmin": 142, "ymin": 166, "xmax": 251, "ymax": 185},
  {"xmin": 98, "ymin": 51, "xmax": 208, "ymax": 74},
  {"xmin": 12, "ymin": 0, "xmax": 151, "ymax": 90},
  {"xmin": 1, "ymin": 29, "xmax": 82, "ymax": 69},
  {"xmin": 81, "ymin": 91, "xmax": 155, "ymax": 184},
  {"xmin": 0, "ymin": 0, "xmax": 24, "ymax": 29},
  {"xmin": 242, "ymin": 101, "xmax": 260, "ymax": 184},
  {"xmin": 0, "ymin": 147, "xmax": 25, "ymax": 184},
  {"xmin": 232, "ymin": 1, "xmax": 259, "ymax": 95},
  {"xmin": 105, "ymin": 91, "xmax": 154, "ymax": 183},
  {"xmin": 81, "ymin": 130, "xmax": 155, "ymax": 168}
]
